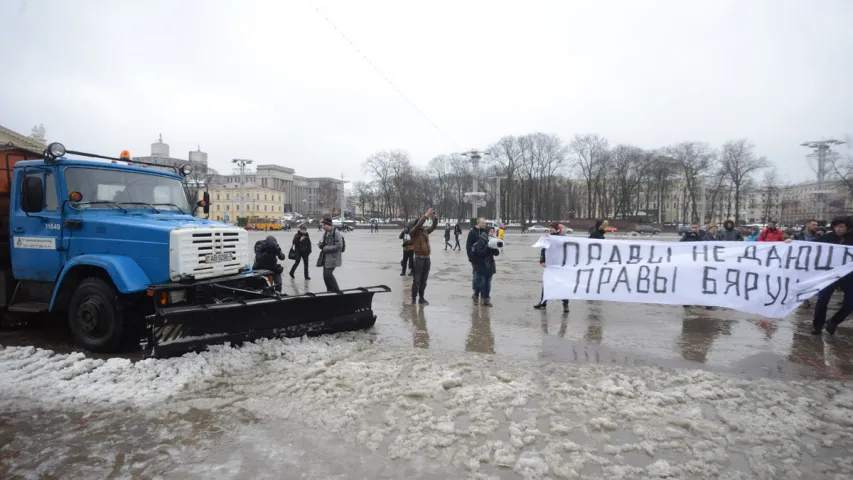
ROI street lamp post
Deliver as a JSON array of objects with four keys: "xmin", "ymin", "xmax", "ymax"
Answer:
[
  {"xmin": 340, "ymin": 173, "xmax": 350, "ymax": 220},
  {"xmin": 489, "ymin": 176, "xmax": 507, "ymax": 223},
  {"xmin": 460, "ymin": 149, "xmax": 491, "ymax": 220},
  {"xmin": 231, "ymin": 158, "xmax": 253, "ymax": 223},
  {"xmin": 802, "ymin": 139, "xmax": 845, "ymax": 222}
]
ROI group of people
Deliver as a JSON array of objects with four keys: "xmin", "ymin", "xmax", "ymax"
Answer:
[
  {"xmin": 251, "ymin": 215, "xmax": 344, "ymax": 293},
  {"xmin": 679, "ymin": 217, "xmax": 853, "ymax": 336}
]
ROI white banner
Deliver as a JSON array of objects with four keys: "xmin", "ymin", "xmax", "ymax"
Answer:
[{"xmin": 533, "ymin": 236, "xmax": 853, "ymax": 318}]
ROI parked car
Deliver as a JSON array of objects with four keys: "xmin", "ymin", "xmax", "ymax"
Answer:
[
  {"xmin": 634, "ymin": 224, "xmax": 660, "ymax": 234},
  {"xmin": 526, "ymin": 225, "xmax": 549, "ymax": 233}
]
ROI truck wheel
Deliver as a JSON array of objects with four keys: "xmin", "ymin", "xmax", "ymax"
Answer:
[{"xmin": 67, "ymin": 278, "xmax": 125, "ymax": 353}]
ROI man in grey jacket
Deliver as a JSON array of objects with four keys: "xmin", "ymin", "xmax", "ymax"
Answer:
[
  {"xmin": 718, "ymin": 219, "xmax": 744, "ymax": 241},
  {"xmin": 318, "ymin": 216, "xmax": 343, "ymax": 292}
]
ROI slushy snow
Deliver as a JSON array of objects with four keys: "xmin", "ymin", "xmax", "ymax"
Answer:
[{"xmin": 1, "ymin": 333, "xmax": 853, "ymax": 479}]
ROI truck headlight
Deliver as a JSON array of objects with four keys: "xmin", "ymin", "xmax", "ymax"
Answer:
[
  {"xmin": 46, "ymin": 142, "xmax": 66, "ymax": 158},
  {"xmin": 168, "ymin": 290, "xmax": 187, "ymax": 304},
  {"xmin": 180, "ymin": 164, "xmax": 193, "ymax": 176}
]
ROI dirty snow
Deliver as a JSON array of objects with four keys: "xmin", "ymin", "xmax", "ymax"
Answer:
[{"xmin": 2, "ymin": 333, "xmax": 853, "ymax": 479}]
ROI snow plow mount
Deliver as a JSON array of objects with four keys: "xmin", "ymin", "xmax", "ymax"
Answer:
[{"xmin": 141, "ymin": 280, "xmax": 391, "ymax": 359}]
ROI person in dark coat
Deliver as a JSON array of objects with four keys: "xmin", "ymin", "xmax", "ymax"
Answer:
[
  {"xmin": 588, "ymin": 219, "xmax": 607, "ymax": 239},
  {"xmin": 444, "ymin": 224, "xmax": 452, "ymax": 250},
  {"xmin": 812, "ymin": 216, "xmax": 853, "ymax": 335},
  {"xmin": 253, "ymin": 235, "xmax": 286, "ymax": 292},
  {"xmin": 288, "ymin": 225, "xmax": 312, "ymax": 280},
  {"xmin": 719, "ymin": 219, "xmax": 744, "ymax": 241},
  {"xmin": 680, "ymin": 222, "xmax": 705, "ymax": 242},
  {"xmin": 467, "ymin": 217, "xmax": 487, "ymax": 298},
  {"xmin": 534, "ymin": 222, "xmax": 569, "ymax": 312},
  {"xmin": 472, "ymin": 226, "xmax": 500, "ymax": 306},
  {"xmin": 399, "ymin": 226, "xmax": 414, "ymax": 276}
]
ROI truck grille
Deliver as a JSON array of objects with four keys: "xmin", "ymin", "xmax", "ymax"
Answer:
[{"xmin": 169, "ymin": 227, "xmax": 249, "ymax": 281}]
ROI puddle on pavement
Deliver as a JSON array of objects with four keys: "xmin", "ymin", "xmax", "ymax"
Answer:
[{"xmin": 3, "ymin": 231, "xmax": 853, "ymax": 382}]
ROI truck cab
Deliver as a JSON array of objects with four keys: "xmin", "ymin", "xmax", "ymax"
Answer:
[{"xmin": 2, "ymin": 142, "xmax": 251, "ymax": 352}]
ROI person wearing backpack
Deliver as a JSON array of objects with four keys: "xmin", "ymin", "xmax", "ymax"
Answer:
[
  {"xmin": 399, "ymin": 226, "xmax": 414, "ymax": 276},
  {"xmin": 253, "ymin": 235, "xmax": 286, "ymax": 292},
  {"xmin": 317, "ymin": 216, "xmax": 344, "ymax": 292},
  {"xmin": 288, "ymin": 224, "xmax": 312, "ymax": 280}
]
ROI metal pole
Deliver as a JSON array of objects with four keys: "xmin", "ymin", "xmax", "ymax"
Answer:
[
  {"xmin": 471, "ymin": 153, "xmax": 479, "ymax": 219},
  {"xmin": 700, "ymin": 180, "xmax": 706, "ymax": 225},
  {"xmin": 340, "ymin": 173, "xmax": 349, "ymax": 222}
]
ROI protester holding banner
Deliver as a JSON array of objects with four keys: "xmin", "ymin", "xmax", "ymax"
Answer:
[
  {"xmin": 705, "ymin": 224, "xmax": 721, "ymax": 241},
  {"xmin": 758, "ymin": 221, "xmax": 785, "ymax": 242},
  {"xmin": 793, "ymin": 220, "xmax": 820, "ymax": 242},
  {"xmin": 472, "ymin": 226, "xmax": 500, "ymax": 307},
  {"xmin": 680, "ymin": 222, "xmax": 705, "ymax": 242},
  {"xmin": 719, "ymin": 220, "xmax": 744, "ymax": 241},
  {"xmin": 812, "ymin": 216, "xmax": 853, "ymax": 335},
  {"xmin": 588, "ymin": 219, "xmax": 607, "ymax": 240},
  {"xmin": 534, "ymin": 222, "xmax": 570, "ymax": 312},
  {"xmin": 746, "ymin": 226, "xmax": 760, "ymax": 241}
]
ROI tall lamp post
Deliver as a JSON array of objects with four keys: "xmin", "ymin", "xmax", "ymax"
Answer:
[
  {"xmin": 489, "ymin": 176, "xmax": 507, "ymax": 223},
  {"xmin": 340, "ymin": 173, "xmax": 350, "ymax": 220},
  {"xmin": 460, "ymin": 149, "xmax": 491, "ymax": 220},
  {"xmin": 802, "ymin": 139, "xmax": 845, "ymax": 222},
  {"xmin": 231, "ymin": 158, "xmax": 253, "ymax": 221}
]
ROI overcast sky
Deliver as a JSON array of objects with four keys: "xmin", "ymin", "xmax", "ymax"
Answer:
[{"xmin": 2, "ymin": 0, "xmax": 851, "ymax": 182}]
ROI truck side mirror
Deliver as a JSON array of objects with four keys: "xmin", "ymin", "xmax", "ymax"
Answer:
[
  {"xmin": 21, "ymin": 176, "xmax": 44, "ymax": 213},
  {"xmin": 198, "ymin": 192, "xmax": 210, "ymax": 215}
]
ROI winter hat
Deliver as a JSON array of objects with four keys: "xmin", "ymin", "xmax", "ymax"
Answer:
[
  {"xmin": 321, "ymin": 216, "xmax": 333, "ymax": 226},
  {"xmin": 549, "ymin": 222, "xmax": 560, "ymax": 230},
  {"xmin": 299, "ymin": 224, "xmax": 307, "ymax": 231}
]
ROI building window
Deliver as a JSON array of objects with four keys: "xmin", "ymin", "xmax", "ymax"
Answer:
[
  {"xmin": 226, "ymin": 193, "xmax": 230, "ymax": 200},
  {"xmin": 264, "ymin": 205, "xmax": 267, "ymax": 211},
  {"xmin": 265, "ymin": 194, "xmax": 268, "ymax": 201},
  {"xmin": 216, "ymin": 193, "xmax": 220, "ymax": 200}
]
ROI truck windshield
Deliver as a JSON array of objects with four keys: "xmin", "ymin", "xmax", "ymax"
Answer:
[{"xmin": 65, "ymin": 167, "xmax": 191, "ymax": 213}]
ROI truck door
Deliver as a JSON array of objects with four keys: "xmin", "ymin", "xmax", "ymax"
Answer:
[{"xmin": 10, "ymin": 170, "xmax": 63, "ymax": 281}]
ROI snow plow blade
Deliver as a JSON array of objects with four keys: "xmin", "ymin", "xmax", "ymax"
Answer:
[{"xmin": 141, "ymin": 285, "xmax": 391, "ymax": 359}]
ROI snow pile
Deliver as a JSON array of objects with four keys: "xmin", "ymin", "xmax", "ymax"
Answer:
[{"xmin": 2, "ymin": 335, "xmax": 853, "ymax": 479}]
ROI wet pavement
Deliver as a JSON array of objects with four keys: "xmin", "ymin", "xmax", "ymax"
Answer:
[{"xmin": 2, "ymin": 229, "xmax": 853, "ymax": 479}]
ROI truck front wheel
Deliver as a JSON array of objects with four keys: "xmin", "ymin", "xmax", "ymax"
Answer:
[{"xmin": 67, "ymin": 278, "xmax": 125, "ymax": 353}]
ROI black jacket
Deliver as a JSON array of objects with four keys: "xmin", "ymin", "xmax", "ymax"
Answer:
[
  {"xmin": 292, "ymin": 232, "xmax": 312, "ymax": 255},
  {"xmin": 472, "ymin": 232, "xmax": 500, "ymax": 276},
  {"xmin": 814, "ymin": 231, "xmax": 853, "ymax": 245},
  {"xmin": 588, "ymin": 219, "xmax": 605, "ymax": 240},
  {"xmin": 717, "ymin": 228, "xmax": 743, "ymax": 241},
  {"xmin": 253, "ymin": 236, "xmax": 286, "ymax": 273},
  {"xmin": 466, "ymin": 227, "xmax": 481, "ymax": 262},
  {"xmin": 680, "ymin": 231, "xmax": 705, "ymax": 242}
]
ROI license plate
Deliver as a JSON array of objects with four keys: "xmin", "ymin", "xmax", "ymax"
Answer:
[{"xmin": 205, "ymin": 253, "xmax": 234, "ymax": 263}]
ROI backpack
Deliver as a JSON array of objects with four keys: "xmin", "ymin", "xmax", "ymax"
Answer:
[{"xmin": 340, "ymin": 233, "xmax": 346, "ymax": 253}]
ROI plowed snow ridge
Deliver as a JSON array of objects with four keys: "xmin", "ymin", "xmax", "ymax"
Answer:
[{"xmin": 1, "ymin": 333, "xmax": 852, "ymax": 479}]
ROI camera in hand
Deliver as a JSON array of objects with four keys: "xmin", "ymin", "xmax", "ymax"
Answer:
[{"xmin": 488, "ymin": 237, "xmax": 504, "ymax": 249}]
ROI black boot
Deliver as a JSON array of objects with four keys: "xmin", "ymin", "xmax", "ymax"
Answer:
[
  {"xmin": 419, "ymin": 297, "xmax": 429, "ymax": 305},
  {"xmin": 482, "ymin": 298, "xmax": 492, "ymax": 307},
  {"xmin": 534, "ymin": 301, "xmax": 546, "ymax": 309}
]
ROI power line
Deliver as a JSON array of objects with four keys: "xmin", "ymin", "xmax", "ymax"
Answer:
[{"xmin": 308, "ymin": 1, "xmax": 460, "ymax": 150}]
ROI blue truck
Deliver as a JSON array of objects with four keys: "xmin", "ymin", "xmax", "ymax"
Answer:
[{"xmin": 0, "ymin": 142, "xmax": 388, "ymax": 358}]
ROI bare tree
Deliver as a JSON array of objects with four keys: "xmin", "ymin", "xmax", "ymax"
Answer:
[
  {"xmin": 570, "ymin": 134, "xmax": 609, "ymax": 218},
  {"xmin": 184, "ymin": 165, "xmax": 218, "ymax": 215},
  {"xmin": 363, "ymin": 150, "xmax": 407, "ymax": 220},
  {"xmin": 719, "ymin": 139, "xmax": 768, "ymax": 223},
  {"xmin": 667, "ymin": 141, "xmax": 716, "ymax": 222},
  {"xmin": 761, "ymin": 167, "xmax": 780, "ymax": 222}
]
